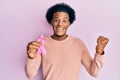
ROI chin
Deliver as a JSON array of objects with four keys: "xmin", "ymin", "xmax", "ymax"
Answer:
[
  {"xmin": 56, "ymin": 34, "xmax": 65, "ymax": 37},
  {"xmin": 56, "ymin": 35, "xmax": 64, "ymax": 37}
]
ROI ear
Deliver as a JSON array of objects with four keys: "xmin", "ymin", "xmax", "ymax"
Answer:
[
  {"xmin": 50, "ymin": 20, "xmax": 53, "ymax": 26},
  {"xmin": 67, "ymin": 21, "xmax": 70, "ymax": 28}
]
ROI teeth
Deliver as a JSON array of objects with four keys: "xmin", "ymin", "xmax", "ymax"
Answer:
[
  {"xmin": 57, "ymin": 28, "xmax": 63, "ymax": 30},
  {"xmin": 55, "ymin": 27, "xmax": 64, "ymax": 32}
]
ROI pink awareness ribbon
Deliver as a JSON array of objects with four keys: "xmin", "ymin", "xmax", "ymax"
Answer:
[{"xmin": 37, "ymin": 35, "xmax": 47, "ymax": 55}]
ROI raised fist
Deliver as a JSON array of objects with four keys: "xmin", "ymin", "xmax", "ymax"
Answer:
[{"xmin": 96, "ymin": 36, "xmax": 109, "ymax": 54}]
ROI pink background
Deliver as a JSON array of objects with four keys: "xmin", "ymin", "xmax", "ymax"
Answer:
[{"xmin": 0, "ymin": 0, "xmax": 120, "ymax": 80}]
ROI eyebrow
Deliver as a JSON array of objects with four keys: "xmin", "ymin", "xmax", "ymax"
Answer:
[
  {"xmin": 53, "ymin": 16, "xmax": 58, "ymax": 18},
  {"xmin": 53, "ymin": 16, "xmax": 69, "ymax": 19}
]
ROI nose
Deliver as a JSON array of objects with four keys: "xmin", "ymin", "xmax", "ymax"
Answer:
[{"xmin": 58, "ymin": 21, "xmax": 62, "ymax": 26}]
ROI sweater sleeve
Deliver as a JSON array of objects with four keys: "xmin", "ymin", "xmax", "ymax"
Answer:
[
  {"xmin": 81, "ymin": 43, "xmax": 104, "ymax": 77},
  {"xmin": 24, "ymin": 54, "xmax": 41, "ymax": 79}
]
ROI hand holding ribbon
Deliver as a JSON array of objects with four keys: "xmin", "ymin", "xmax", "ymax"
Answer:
[{"xmin": 37, "ymin": 35, "xmax": 47, "ymax": 55}]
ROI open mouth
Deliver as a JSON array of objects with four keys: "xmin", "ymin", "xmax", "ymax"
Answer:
[{"xmin": 56, "ymin": 27, "xmax": 64, "ymax": 31}]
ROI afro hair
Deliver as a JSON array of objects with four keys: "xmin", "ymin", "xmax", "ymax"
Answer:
[{"xmin": 46, "ymin": 3, "xmax": 76, "ymax": 24}]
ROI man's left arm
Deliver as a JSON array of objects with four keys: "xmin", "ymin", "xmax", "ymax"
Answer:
[{"xmin": 81, "ymin": 36, "xmax": 109, "ymax": 77}]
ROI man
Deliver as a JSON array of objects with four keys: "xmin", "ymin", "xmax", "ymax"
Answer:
[{"xmin": 25, "ymin": 3, "xmax": 109, "ymax": 80}]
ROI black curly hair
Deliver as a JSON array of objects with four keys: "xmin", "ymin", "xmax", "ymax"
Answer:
[{"xmin": 46, "ymin": 3, "xmax": 76, "ymax": 24}]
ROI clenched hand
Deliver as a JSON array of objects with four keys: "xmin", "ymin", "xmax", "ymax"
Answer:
[
  {"xmin": 27, "ymin": 41, "xmax": 41, "ymax": 59},
  {"xmin": 96, "ymin": 36, "xmax": 109, "ymax": 55}
]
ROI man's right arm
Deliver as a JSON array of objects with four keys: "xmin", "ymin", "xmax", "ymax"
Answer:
[
  {"xmin": 24, "ymin": 41, "xmax": 41, "ymax": 79},
  {"xmin": 25, "ymin": 54, "xmax": 41, "ymax": 79}
]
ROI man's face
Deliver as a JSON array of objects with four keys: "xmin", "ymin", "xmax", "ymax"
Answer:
[{"xmin": 51, "ymin": 12, "xmax": 70, "ymax": 37}]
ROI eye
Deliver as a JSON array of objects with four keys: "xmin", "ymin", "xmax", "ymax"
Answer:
[
  {"xmin": 53, "ymin": 19, "xmax": 59, "ymax": 23},
  {"xmin": 63, "ymin": 19, "xmax": 68, "ymax": 23}
]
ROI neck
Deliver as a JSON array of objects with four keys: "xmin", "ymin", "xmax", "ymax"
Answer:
[{"xmin": 51, "ymin": 34, "xmax": 68, "ymax": 41}]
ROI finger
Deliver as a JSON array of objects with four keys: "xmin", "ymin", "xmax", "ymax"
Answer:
[
  {"xmin": 97, "ymin": 37, "xmax": 102, "ymax": 44},
  {"xmin": 97, "ymin": 36, "xmax": 108, "ymax": 43},
  {"xmin": 99, "ymin": 36, "xmax": 105, "ymax": 41},
  {"xmin": 28, "ymin": 52, "xmax": 37, "ymax": 59},
  {"xmin": 27, "ymin": 48, "xmax": 38, "ymax": 53},
  {"xmin": 97, "ymin": 36, "xmax": 103, "ymax": 42},
  {"xmin": 97, "ymin": 37, "xmax": 100, "ymax": 43},
  {"xmin": 102, "ymin": 38, "xmax": 109, "ymax": 44},
  {"xmin": 28, "ymin": 42, "xmax": 33, "ymax": 46},
  {"xmin": 29, "ymin": 44, "xmax": 39, "ymax": 49},
  {"xmin": 32, "ymin": 41, "xmax": 41, "ymax": 47},
  {"xmin": 99, "ymin": 36, "xmax": 105, "ymax": 39},
  {"xmin": 27, "ymin": 42, "xmax": 34, "ymax": 50}
]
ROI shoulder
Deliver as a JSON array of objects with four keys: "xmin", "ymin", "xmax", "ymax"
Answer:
[
  {"xmin": 44, "ymin": 36, "xmax": 51, "ymax": 41},
  {"xmin": 70, "ymin": 36, "xmax": 88, "ymax": 51},
  {"xmin": 70, "ymin": 35, "xmax": 87, "ymax": 48},
  {"xmin": 44, "ymin": 36, "xmax": 50, "ymax": 39},
  {"xmin": 70, "ymin": 35, "xmax": 84, "ymax": 44}
]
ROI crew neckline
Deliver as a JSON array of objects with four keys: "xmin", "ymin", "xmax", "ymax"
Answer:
[{"xmin": 49, "ymin": 35, "xmax": 71, "ymax": 43}]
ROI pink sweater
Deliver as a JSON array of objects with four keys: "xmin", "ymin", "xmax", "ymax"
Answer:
[{"xmin": 25, "ymin": 35, "xmax": 104, "ymax": 80}]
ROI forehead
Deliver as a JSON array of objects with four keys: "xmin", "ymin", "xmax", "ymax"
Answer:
[{"xmin": 53, "ymin": 12, "xmax": 69, "ymax": 18}]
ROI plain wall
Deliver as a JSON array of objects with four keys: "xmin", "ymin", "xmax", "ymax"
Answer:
[{"xmin": 0, "ymin": 0, "xmax": 120, "ymax": 80}]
